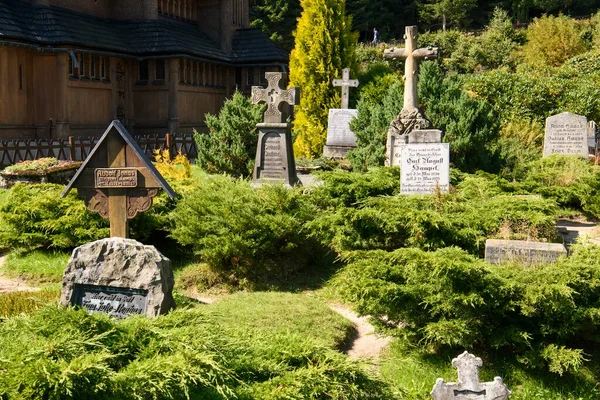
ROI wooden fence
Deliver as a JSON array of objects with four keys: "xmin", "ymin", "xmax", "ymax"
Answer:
[{"xmin": 0, "ymin": 133, "xmax": 197, "ymax": 169}]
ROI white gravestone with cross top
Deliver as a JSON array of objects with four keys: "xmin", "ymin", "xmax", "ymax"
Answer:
[
  {"xmin": 324, "ymin": 68, "xmax": 360, "ymax": 159},
  {"xmin": 384, "ymin": 26, "xmax": 441, "ymax": 167},
  {"xmin": 431, "ymin": 352, "xmax": 511, "ymax": 400},
  {"xmin": 251, "ymin": 72, "xmax": 301, "ymax": 186}
]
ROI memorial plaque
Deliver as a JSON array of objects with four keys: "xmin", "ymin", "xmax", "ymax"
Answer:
[
  {"xmin": 73, "ymin": 284, "xmax": 147, "ymax": 318},
  {"xmin": 400, "ymin": 143, "xmax": 450, "ymax": 194},
  {"xmin": 326, "ymin": 109, "xmax": 358, "ymax": 147},
  {"xmin": 485, "ymin": 239, "xmax": 567, "ymax": 265},
  {"xmin": 95, "ymin": 168, "xmax": 138, "ymax": 188},
  {"xmin": 543, "ymin": 112, "xmax": 589, "ymax": 157},
  {"xmin": 259, "ymin": 132, "xmax": 286, "ymax": 180}
]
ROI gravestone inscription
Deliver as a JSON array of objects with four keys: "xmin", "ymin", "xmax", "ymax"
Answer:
[
  {"xmin": 324, "ymin": 68, "xmax": 360, "ymax": 158},
  {"xmin": 400, "ymin": 143, "xmax": 450, "ymax": 195},
  {"xmin": 543, "ymin": 112, "xmax": 589, "ymax": 157}
]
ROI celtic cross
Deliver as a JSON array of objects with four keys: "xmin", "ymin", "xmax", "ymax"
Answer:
[
  {"xmin": 251, "ymin": 72, "xmax": 299, "ymax": 124},
  {"xmin": 332, "ymin": 68, "xmax": 359, "ymax": 109}
]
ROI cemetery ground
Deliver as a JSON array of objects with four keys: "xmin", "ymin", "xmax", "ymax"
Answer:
[{"xmin": 1, "ymin": 157, "xmax": 600, "ymax": 399}]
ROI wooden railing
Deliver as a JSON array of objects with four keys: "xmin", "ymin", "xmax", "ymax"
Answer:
[{"xmin": 0, "ymin": 133, "xmax": 197, "ymax": 169}]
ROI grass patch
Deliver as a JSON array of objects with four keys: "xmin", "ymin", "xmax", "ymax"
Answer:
[
  {"xmin": 0, "ymin": 292, "xmax": 390, "ymax": 399},
  {"xmin": 381, "ymin": 339, "xmax": 600, "ymax": 399},
  {"xmin": 0, "ymin": 289, "xmax": 60, "ymax": 318},
  {"xmin": 2, "ymin": 250, "xmax": 69, "ymax": 285}
]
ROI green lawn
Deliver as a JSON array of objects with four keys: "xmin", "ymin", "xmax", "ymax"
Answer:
[{"xmin": 1, "ymin": 250, "xmax": 69, "ymax": 285}]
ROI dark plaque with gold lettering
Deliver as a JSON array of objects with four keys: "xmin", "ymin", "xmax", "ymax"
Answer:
[
  {"xmin": 73, "ymin": 284, "xmax": 147, "ymax": 319},
  {"xmin": 95, "ymin": 168, "xmax": 138, "ymax": 188}
]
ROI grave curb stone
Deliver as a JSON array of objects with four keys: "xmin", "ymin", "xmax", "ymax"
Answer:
[
  {"xmin": 60, "ymin": 237, "xmax": 175, "ymax": 318},
  {"xmin": 485, "ymin": 239, "xmax": 567, "ymax": 265}
]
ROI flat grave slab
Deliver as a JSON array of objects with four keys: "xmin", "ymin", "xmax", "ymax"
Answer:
[{"xmin": 485, "ymin": 239, "xmax": 567, "ymax": 265}]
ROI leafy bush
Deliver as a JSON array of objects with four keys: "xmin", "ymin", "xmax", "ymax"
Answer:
[
  {"xmin": 333, "ymin": 242, "xmax": 600, "ymax": 374},
  {"xmin": 0, "ymin": 293, "xmax": 390, "ymax": 399},
  {"xmin": 0, "ymin": 184, "xmax": 109, "ymax": 251},
  {"xmin": 498, "ymin": 117, "xmax": 544, "ymax": 180},
  {"xmin": 169, "ymin": 173, "xmax": 324, "ymax": 284},
  {"xmin": 194, "ymin": 90, "xmax": 264, "ymax": 178}
]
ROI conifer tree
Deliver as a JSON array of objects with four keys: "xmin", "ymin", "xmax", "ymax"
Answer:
[{"xmin": 289, "ymin": 0, "xmax": 358, "ymax": 158}]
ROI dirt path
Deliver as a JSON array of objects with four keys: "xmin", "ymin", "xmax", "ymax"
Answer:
[
  {"xmin": 556, "ymin": 218, "xmax": 600, "ymax": 247},
  {"xmin": 0, "ymin": 254, "xmax": 38, "ymax": 293}
]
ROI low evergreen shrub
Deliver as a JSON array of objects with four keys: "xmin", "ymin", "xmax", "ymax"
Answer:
[{"xmin": 333, "ymin": 242, "xmax": 600, "ymax": 375}]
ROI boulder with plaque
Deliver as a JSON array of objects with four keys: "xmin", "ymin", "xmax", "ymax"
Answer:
[{"xmin": 59, "ymin": 120, "xmax": 177, "ymax": 318}]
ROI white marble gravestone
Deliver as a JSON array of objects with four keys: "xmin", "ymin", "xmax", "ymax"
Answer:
[
  {"xmin": 431, "ymin": 352, "xmax": 511, "ymax": 400},
  {"xmin": 400, "ymin": 142, "xmax": 450, "ymax": 195},
  {"xmin": 543, "ymin": 112, "xmax": 589, "ymax": 157},
  {"xmin": 324, "ymin": 68, "xmax": 359, "ymax": 159}
]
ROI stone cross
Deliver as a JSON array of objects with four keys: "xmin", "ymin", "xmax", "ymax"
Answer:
[
  {"xmin": 384, "ymin": 26, "xmax": 439, "ymax": 113},
  {"xmin": 332, "ymin": 68, "xmax": 359, "ymax": 109},
  {"xmin": 251, "ymin": 72, "xmax": 299, "ymax": 124},
  {"xmin": 431, "ymin": 352, "xmax": 511, "ymax": 400}
]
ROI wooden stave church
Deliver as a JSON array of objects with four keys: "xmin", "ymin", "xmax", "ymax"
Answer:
[{"xmin": 0, "ymin": 0, "xmax": 288, "ymax": 140}]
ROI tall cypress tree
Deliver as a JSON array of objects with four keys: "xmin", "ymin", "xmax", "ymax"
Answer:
[{"xmin": 289, "ymin": 0, "xmax": 358, "ymax": 158}]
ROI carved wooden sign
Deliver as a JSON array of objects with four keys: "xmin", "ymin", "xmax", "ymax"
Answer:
[{"xmin": 61, "ymin": 120, "xmax": 176, "ymax": 238}]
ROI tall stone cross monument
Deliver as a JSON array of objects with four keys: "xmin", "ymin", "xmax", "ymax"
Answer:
[
  {"xmin": 384, "ymin": 26, "xmax": 440, "ymax": 166},
  {"xmin": 332, "ymin": 68, "xmax": 359, "ymax": 109},
  {"xmin": 251, "ymin": 72, "xmax": 301, "ymax": 186},
  {"xmin": 324, "ymin": 68, "xmax": 360, "ymax": 158}
]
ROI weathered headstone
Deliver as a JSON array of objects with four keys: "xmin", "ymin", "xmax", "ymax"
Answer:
[
  {"xmin": 60, "ymin": 238, "xmax": 175, "ymax": 318},
  {"xmin": 251, "ymin": 72, "xmax": 300, "ymax": 187},
  {"xmin": 400, "ymin": 142, "xmax": 450, "ymax": 195},
  {"xmin": 431, "ymin": 352, "xmax": 511, "ymax": 400},
  {"xmin": 384, "ymin": 26, "xmax": 439, "ymax": 166},
  {"xmin": 543, "ymin": 112, "xmax": 589, "ymax": 157},
  {"xmin": 485, "ymin": 239, "xmax": 567, "ymax": 265},
  {"xmin": 61, "ymin": 120, "xmax": 176, "ymax": 238},
  {"xmin": 324, "ymin": 68, "xmax": 360, "ymax": 159}
]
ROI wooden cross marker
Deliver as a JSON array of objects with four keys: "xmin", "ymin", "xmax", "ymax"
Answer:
[
  {"xmin": 251, "ymin": 72, "xmax": 299, "ymax": 124},
  {"xmin": 384, "ymin": 26, "xmax": 439, "ymax": 112},
  {"xmin": 332, "ymin": 68, "xmax": 359, "ymax": 109},
  {"xmin": 61, "ymin": 120, "xmax": 176, "ymax": 238}
]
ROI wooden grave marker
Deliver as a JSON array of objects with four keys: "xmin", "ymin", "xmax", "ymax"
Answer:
[{"xmin": 61, "ymin": 120, "xmax": 176, "ymax": 238}]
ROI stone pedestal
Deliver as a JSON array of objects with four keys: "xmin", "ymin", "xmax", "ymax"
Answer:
[
  {"xmin": 60, "ymin": 238, "xmax": 175, "ymax": 318},
  {"xmin": 323, "ymin": 109, "xmax": 358, "ymax": 159},
  {"xmin": 252, "ymin": 122, "xmax": 300, "ymax": 187}
]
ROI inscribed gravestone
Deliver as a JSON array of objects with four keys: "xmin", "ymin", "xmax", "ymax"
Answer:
[
  {"xmin": 60, "ymin": 238, "xmax": 175, "ymax": 318},
  {"xmin": 400, "ymin": 143, "xmax": 449, "ymax": 195},
  {"xmin": 485, "ymin": 239, "xmax": 567, "ymax": 265},
  {"xmin": 324, "ymin": 68, "xmax": 359, "ymax": 158},
  {"xmin": 251, "ymin": 72, "xmax": 300, "ymax": 186},
  {"xmin": 431, "ymin": 352, "xmax": 511, "ymax": 400},
  {"xmin": 543, "ymin": 112, "xmax": 589, "ymax": 157}
]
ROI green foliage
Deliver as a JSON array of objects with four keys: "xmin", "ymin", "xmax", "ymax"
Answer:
[
  {"xmin": 0, "ymin": 290, "xmax": 59, "ymax": 318},
  {"xmin": 333, "ymin": 242, "xmax": 600, "ymax": 374},
  {"xmin": 195, "ymin": 90, "xmax": 264, "ymax": 178},
  {"xmin": 290, "ymin": 0, "xmax": 358, "ymax": 157},
  {"xmin": 169, "ymin": 173, "xmax": 323, "ymax": 284},
  {"xmin": 0, "ymin": 184, "xmax": 109, "ymax": 251},
  {"xmin": 419, "ymin": 61, "xmax": 501, "ymax": 172},
  {"xmin": 2, "ymin": 250, "xmax": 69, "ymax": 285},
  {"xmin": 419, "ymin": 0, "xmax": 477, "ymax": 30},
  {"xmin": 520, "ymin": 14, "xmax": 587, "ymax": 68},
  {"xmin": 497, "ymin": 117, "xmax": 544, "ymax": 180},
  {"xmin": 4, "ymin": 157, "xmax": 60, "ymax": 172},
  {"xmin": 251, "ymin": 0, "xmax": 301, "ymax": 51},
  {"xmin": 347, "ymin": 79, "xmax": 403, "ymax": 171},
  {"xmin": 0, "ymin": 293, "xmax": 390, "ymax": 399}
]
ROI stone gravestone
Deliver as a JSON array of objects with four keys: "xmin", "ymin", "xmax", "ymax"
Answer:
[
  {"xmin": 59, "ymin": 120, "xmax": 177, "ymax": 318},
  {"xmin": 431, "ymin": 352, "xmax": 511, "ymax": 400},
  {"xmin": 485, "ymin": 239, "xmax": 567, "ymax": 265},
  {"xmin": 384, "ymin": 26, "xmax": 439, "ymax": 166},
  {"xmin": 543, "ymin": 112, "xmax": 589, "ymax": 157},
  {"xmin": 60, "ymin": 238, "xmax": 175, "ymax": 318},
  {"xmin": 251, "ymin": 72, "xmax": 301, "ymax": 187},
  {"xmin": 400, "ymin": 142, "xmax": 450, "ymax": 194},
  {"xmin": 323, "ymin": 68, "xmax": 359, "ymax": 158}
]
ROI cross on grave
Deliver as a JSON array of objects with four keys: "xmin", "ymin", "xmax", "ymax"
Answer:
[
  {"xmin": 430, "ymin": 352, "xmax": 511, "ymax": 400},
  {"xmin": 251, "ymin": 72, "xmax": 299, "ymax": 123},
  {"xmin": 61, "ymin": 120, "xmax": 176, "ymax": 238},
  {"xmin": 384, "ymin": 26, "xmax": 439, "ymax": 113},
  {"xmin": 332, "ymin": 68, "xmax": 359, "ymax": 109}
]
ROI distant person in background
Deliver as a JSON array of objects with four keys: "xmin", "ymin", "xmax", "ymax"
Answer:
[{"xmin": 372, "ymin": 28, "xmax": 380, "ymax": 46}]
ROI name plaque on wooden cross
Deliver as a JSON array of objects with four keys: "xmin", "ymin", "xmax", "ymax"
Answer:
[
  {"xmin": 95, "ymin": 168, "xmax": 138, "ymax": 188},
  {"xmin": 73, "ymin": 284, "xmax": 147, "ymax": 318},
  {"xmin": 62, "ymin": 120, "xmax": 176, "ymax": 238}
]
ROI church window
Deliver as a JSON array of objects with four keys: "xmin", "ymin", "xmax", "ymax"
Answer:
[
  {"xmin": 158, "ymin": 0, "xmax": 197, "ymax": 21},
  {"xmin": 79, "ymin": 54, "xmax": 88, "ymax": 78},
  {"xmin": 139, "ymin": 60, "xmax": 149, "ymax": 81},
  {"xmin": 247, "ymin": 67, "xmax": 254, "ymax": 86},
  {"xmin": 91, "ymin": 56, "xmax": 96, "ymax": 78},
  {"xmin": 101, "ymin": 57, "xmax": 108, "ymax": 80},
  {"xmin": 18, "ymin": 65, "xmax": 23, "ymax": 91},
  {"xmin": 155, "ymin": 59, "xmax": 166, "ymax": 81}
]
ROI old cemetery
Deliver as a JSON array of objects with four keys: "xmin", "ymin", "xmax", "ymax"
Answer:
[{"xmin": 4, "ymin": 9, "xmax": 600, "ymax": 400}]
